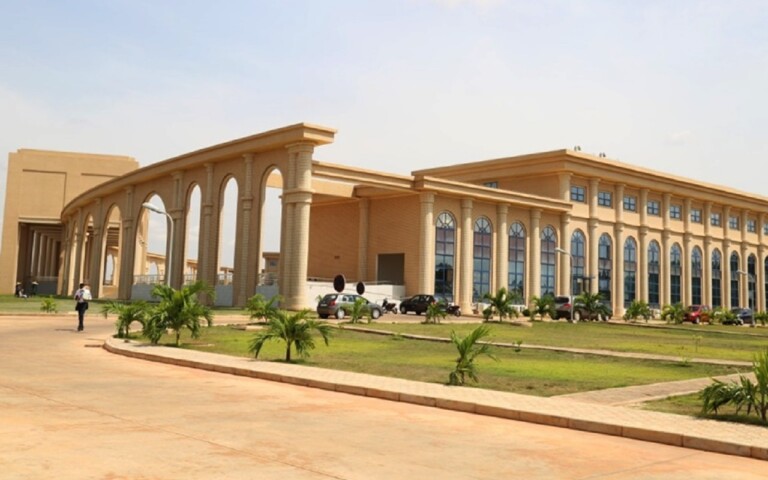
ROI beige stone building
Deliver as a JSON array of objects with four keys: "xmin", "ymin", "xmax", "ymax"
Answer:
[{"xmin": 3, "ymin": 123, "xmax": 767, "ymax": 316}]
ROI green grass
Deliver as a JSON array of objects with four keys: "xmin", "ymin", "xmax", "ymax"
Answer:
[
  {"xmin": 642, "ymin": 393, "xmax": 768, "ymax": 427},
  {"xmin": 162, "ymin": 326, "xmax": 743, "ymax": 397},
  {"xmin": 357, "ymin": 321, "xmax": 768, "ymax": 362},
  {"xmin": 0, "ymin": 294, "xmax": 78, "ymax": 313}
]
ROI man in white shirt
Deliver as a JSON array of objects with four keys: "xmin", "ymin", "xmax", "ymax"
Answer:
[{"xmin": 74, "ymin": 283, "xmax": 92, "ymax": 332}]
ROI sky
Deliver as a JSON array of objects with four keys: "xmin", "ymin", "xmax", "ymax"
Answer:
[{"xmin": 2, "ymin": 0, "xmax": 767, "ymax": 263}]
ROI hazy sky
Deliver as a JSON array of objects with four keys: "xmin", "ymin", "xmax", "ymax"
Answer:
[{"xmin": 2, "ymin": 0, "xmax": 767, "ymax": 260}]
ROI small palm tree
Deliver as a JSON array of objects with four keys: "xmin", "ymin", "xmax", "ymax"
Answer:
[
  {"xmin": 245, "ymin": 293, "xmax": 282, "ymax": 323},
  {"xmin": 529, "ymin": 295, "xmax": 555, "ymax": 320},
  {"xmin": 754, "ymin": 310, "xmax": 768, "ymax": 327},
  {"xmin": 623, "ymin": 299, "xmax": 652, "ymax": 322},
  {"xmin": 574, "ymin": 292, "xmax": 609, "ymax": 321},
  {"xmin": 660, "ymin": 303, "xmax": 686, "ymax": 324},
  {"xmin": 483, "ymin": 287, "xmax": 520, "ymax": 322},
  {"xmin": 150, "ymin": 281, "xmax": 214, "ymax": 346},
  {"xmin": 349, "ymin": 297, "xmax": 369, "ymax": 324},
  {"xmin": 711, "ymin": 306, "xmax": 736, "ymax": 325},
  {"xmin": 102, "ymin": 300, "xmax": 148, "ymax": 338},
  {"xmin": 425, "ymin": 301, "xmax": 447, "ymax": 324},
  {"xmin": 448, "ymin": 325, "xmax": 497, "ymax": 386},
  {"xmin": 701, "ymin": 348, "xmax": 768, "ymax": 423},
  {"xmin": 249, "ymin": 309, "xmax": 332, "ymax": 361},
  {"xmin": 39, "ymin": 296, "xmax": 57, "ymax": 314}
]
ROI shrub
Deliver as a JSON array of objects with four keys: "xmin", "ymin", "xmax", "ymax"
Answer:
[
  {"xmin": 700, "ymin": 348, "xmax": 768, "ymax": 423},
  {"xmin": 448, "ymin": 325, "xmax": 497, "ymax": 386},
  {"xmin": 623, "ymin": 300, "xmax": 652, "ymax": 322},
  {"xmin": 660, "ymin": 303, "xmax": 685, "ymax": 324},
  {"xmin": 39, "ymin": 296, "xmax": 57, "ymax": 314}
]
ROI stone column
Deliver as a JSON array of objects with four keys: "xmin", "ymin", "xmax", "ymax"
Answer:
[
  {"xmin": 199, "ymin": 164, "xmax": 217, "ymax": 299},
  {"xmin": 588, "ymin": 178, "xmax": 600, "ymax": 294},
  {"xmin": 459, "ymin": 199, "xmax": 474, "ymax": 313},
  {"xmin": 758, "ymin": 213, "xmax": 766, "ymax": 312},
  {"xmin": 723, "ymin": 240, "xmax": 732, "ymax": 308},
  {"xmin": 683, "ymin": 233, "xmax": 692, "ymax": 306},
  {"xmin": 741, "ymin": 243, "xmax": 750, "ymax": 308},
  {"xmin": 418, "ymin": 193, "xmax": 434, "ymax": 295},
  {"xmin": 170, "ymin": 171, "xmax": 186, "ymax": 289},
  {"xmin": 614, "ymin": 223, "xmax": 624, "ymax": 316},
  {"xmin": 559, "ymin": 212, "xmax": 571, "ymax": 296},
  {"xmin": 638, "ymin": 227, "xmax": 648, "ymax": 303},
  {"xmin": 283, "ymin": 143, "xmax": 315, "ymax": 310},
  {"xmin": 529, "ymin": 209, "xmax": 541, "ymax": 303},
  {"xmin": 236, "ymin": 155, "xmax": 254, "ymax": 305},
  {"xmin": 703, "ymin": 237, "xmax": 712, "ymax": 306},
  {"xmin": 118, "ymin": 186, "xmax": 135, "ymax": 299},
  {"xmin": 495, "ymin": 204, "xmax": 509, "ymax": 293},
  {"xmin": 661, "ymin": 231, "xmax": 670, "ymax": 306},
  {"xmin": 359, "ymin": 197, "xmax": 372, "ymax": 283},
  {"xmin": 72, "ymin": 210, "xmax": 85, "ymax": 289}
]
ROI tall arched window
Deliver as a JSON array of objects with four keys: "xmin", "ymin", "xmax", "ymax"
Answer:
[
  {"xmin": 540, "ymin": 226, "xmax": 557, "ymax": 297},
  {"xmin": 691, "ymin": 247, "xmax": 703, "ymax": 305},
  {"xmin": 570, "ymin": 230, "xmax": 586, "ymax": 295},
  {"xmin": 730, "ymin": 252, "xmax": 740, "ymax": 307},
  {"xmin": 598, "ymin": 234, "xmax": 612, "ymax": 302},
  {"xmin": 648, "ymin": 241, "xmax": 661, "ymax": 308},
  {"xmin": 712, "ymin": 249, "xmax": 722, "ymax": 307},
  {"xmin": 748, "ymin": 254, "xmax": 757, "ymax": 310},
  {"xmin": 624, "ymin": 237, "xmax": 637, "ymax": 306},
  {"xmin": 473, "ymin": 217, "xmax": 492, "ymax": 301},
  {"xmin": 508, "ymin": 222, "xmax": 526, "ymax": 299},
  {"xmin": 435, "ymin": 212, "xmax": 456, "ymax": 301},
  {"xmin": 670, "ymin": 244, "xmax": 682, "ymax": 304}
]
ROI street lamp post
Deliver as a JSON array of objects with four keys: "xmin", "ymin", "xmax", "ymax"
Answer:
[
  {"xmin": 142, "ymin": 202, "xmax": 174, "ymax": 287},
  {"xmin": 556, "ymin": 247, "xmax": 574, "ymax": 322}
]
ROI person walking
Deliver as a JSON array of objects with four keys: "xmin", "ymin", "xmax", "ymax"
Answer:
[{"xmin": 74, "ymin": 283, "xmax": 92, "ymax": 332}]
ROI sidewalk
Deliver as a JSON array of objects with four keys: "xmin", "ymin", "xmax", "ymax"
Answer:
[{"xmin": 104, "ymin": 337, "xmax": 768, "ymax": 461}]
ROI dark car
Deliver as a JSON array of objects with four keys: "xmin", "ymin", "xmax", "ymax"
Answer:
[
  {"xmin": 553, "ymin": 296, "xmax": 572, "ymax": 319},
  {"xmin": 555, "ymin": 298, "xmax": 612, "ymax": 321},
  {"xmin": 399, "ymin": 294, "xmax": 436, "ymax": 315},
  {"xmin": 725, "ymin": 307, "xmax": 753, "ymax": 325},
  {"xmin": 684, "ymin": 305, "xmax": 711, "ymax": 324},
  {"xmin": 316, "ymin": 293, "xmax": 382, "ymax": 320}
]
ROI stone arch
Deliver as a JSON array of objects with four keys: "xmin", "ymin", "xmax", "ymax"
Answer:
[
  {"xmin": 435, "ymin": 211, "xmax": 457, "ymax": 301},
  {"xmin": 184, "ymin": 183, "xmax": 202, "ymax": 285},
  {"xmin": 100, "ymin": 203, "xmax": 122, "ymax": 298},
  {"xmin": 258, "ymin": 166, "xmax": 284, "ymax": 293},
  {"xmin": 135, "ymin": 193, "xmax": 169, "ymax": 285}
]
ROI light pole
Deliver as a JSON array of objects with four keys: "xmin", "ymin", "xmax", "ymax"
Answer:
[
  {"xmin": 556, "ymin": 247, "xmax": 574, "ymax": 321},
  {"xmin": 142, "ymin": 202, "xmax": 174, "ymax": 286}
]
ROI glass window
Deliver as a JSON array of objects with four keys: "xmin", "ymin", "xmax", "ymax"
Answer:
[
  {"xmin": 647, "ymin": 200, "xmax": 660, "ymax": 216},
  {"xmin": 483, "ymin": 181, "xmax": 498, "ymax": 189},
  {"xmin": 473, "ymin": 218, "xmax": 492, "ymax": 302},
  {"xmin": 570, "ymin": 186, "xmax": 585, "ymax": 203},
  {"xmin": 748, "ymin": 219, "xmax": 756, "ymax": 233},
  {"xmin": 748, "ymin": 255, "xmax": 756, "ymax": 310},
  {"xmin": 711, "ymin": 213, "xmax": 721, "ymax": 227},
  {"xmin": 670, "ymin": 205, "xmax": 681, "ymax": 220},
  {"xmin": 598, "ymin": 191, "xmax": 612, "ymax": 207},
  {"xmin": 764, "ymin": 223, "xmax": 768, "ymax": 235},
  {"xmin": 571, "ymin": 230, "xmax": 586, "ymax": 295},
  {"xmin": 598, "ymin": 234, "xmax": 612, "ymax": 303},
  {"xmin": 507, "ymin": 222, "xmax": 526, "ymax": 300},
  {"xmin": 435, "ymin": 212, "xmax": 456, "ymax": 301},
  {"xmin": 691, "ymin": 247, "xmax": 702, "ymax": 305},
  {"xmin": 624, "ymin": 237, "xmax": 637, "ymax": 307},
  {"xmin": 729, "ymin": 216, "xmax": 739, "ymax": 229},
  {"xmin": 690, "ymin": 208, "xmax": 702, "ymax": 223},
  {"xmin": 670, "ymin": 244, "xmax": 682, "ymax": 304},
  {"xmin": 623, "ymin": 195, "xmax": 636, "ymax": 212},
  {"xmin": 712, "ymin": 249, "xmax": 722, "ymax": 307},
  {"xmin": 540, "ymin": 226, "xmax": 557, "ymax": 297},
  {"xmin": 648, "ymin": 241, "xmax": 660, "ymax": 308}
]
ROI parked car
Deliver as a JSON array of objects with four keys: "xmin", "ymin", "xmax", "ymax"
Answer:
[
  {"xmin": 553, "ymin": 296, "xmax": 571, "ymax": 319},
  {"xmin": 555, "ymin": 298, "xmax": 612, "ymax": 321},
  {"xmin": 684, "ymin": 305, "xmax": 711, "ymax": 324},
  {"xmin": 316, "ymin": 293, "xmax": 382, "ymax": 320},
  {"xmin": 725, "ymin": 307, "xmax": 753, "ymax": 325},
  {"xmin": 399, "ymin": 294, "xmax": 436, "ymax": 315}
]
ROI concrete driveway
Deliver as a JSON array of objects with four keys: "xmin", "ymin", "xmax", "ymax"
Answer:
[{"xmin": 1, "ymin": 315, "xmax": 766, "ymax": 479}]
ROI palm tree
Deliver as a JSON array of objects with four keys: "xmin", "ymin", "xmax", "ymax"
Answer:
[
  {"xmin": 349, "ymin": 297, "xmax": 369, "ymax": 324},
  {"xmin": 660, "ymin": 303, "xmax": 686, "ymax": 324},
  {"xmin": 448, "ymin": 325, "xmax": 497, "ymax": 386},
  {"xmin": 425, "ymin": 301, "xmax": 447, "ymax": 324},
  {"xmin": 249, "ymin": 309, "xmax": 332, "ymax": 362},
  {"xmin": 623, "ymin": 299, "xmax": 652, "ymax": 322},
  {"xmin": 101, "ymin": 300, "xmax": 148, "ymax": 338},
  {"xmin": 150, "ymin": 281, "xmax": 214, "ymax": 347},
  {"xmin": 483, "ymin": 287, "xmax": 520, "ymax": 322},
  {"xmin": 574, "ymin": 292, "xmax": 609, "ymax": 321},
  {"xmin": 529, "ymin": 295, "xmax": 555, "ymax": 320},
  {"xmin": 701, "ymin": 348, "xmax": 768, "ymax": 423},
  {"xmin": 245, "ymin": 293, "xmax": 281, "ymax": 323}
]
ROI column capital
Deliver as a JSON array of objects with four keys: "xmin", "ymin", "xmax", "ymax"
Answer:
[
  {"xmin": 285, "ymin": 142, "xmax": 316, "ymax": 154},
  {"xmin": 496, "ymin": 203, "xmax": 508, "ymax": 215},
  {"xmin": 530, "ymin": 208, "xmax": 541, "ymax": 221},
  {"xmin": 243, "ymin": 153, "xmax": 255, "ymax": 162},
  {"xmin": 420, "ymin": 191, "xmax": 435, "ymax": 204},
  {"xmin": 462, "ymin": 198, "xmax": 473, "ymax": 210}
]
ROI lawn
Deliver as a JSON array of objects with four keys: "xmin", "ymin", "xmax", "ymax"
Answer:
[
  {"xmin": 642, "ymin": 393, "xmax": 768, "ymax": 427},
  {"xmin": 356, "ymin": 320, "xmax": 768, "ymax": 362},
  {"xmin": 163, "ymin": 325, "xmax": 743, "ymax": 397}
]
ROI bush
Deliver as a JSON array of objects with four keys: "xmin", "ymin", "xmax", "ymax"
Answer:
[
  {"xmin": 700, "ymin": 348, "xmax": 768, "ymax": 423},
  {"xmin": 39, "ymin": 296, "xmax": 57, "ymax": 314},
  {"xmin": 623, "ymin": 300, "xmax": 651, "ymax": 322}
]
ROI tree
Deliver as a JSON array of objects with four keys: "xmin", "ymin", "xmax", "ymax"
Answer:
[
  {"xmin": 249, "ymin": 309, "xmax": 332, "ymax": 362},
  {"xmin": 529, "ymin": 295, "xmax": 555, "ymax": 320},
  {"xmin": 245, "ymin": 293, "xmax": 281, "ymax": 323},
  {"xmin": 660, "ymin": 303, "xmax": 686, "ymax": 324},
  {"xmin": 149, "ymin": 281, "xmax": 214, "ymax": 347},
  {"xmin": 102, "ymin": 300, "xmax": 148, "ymax": 338},
  {"xmin": 349, "ymin": 297, "xmax": 370, "ymax": 324},
  {"xmin": 448, "ymin": 325, "xmax": 497, "ymax": 386},
  {"xmin": 574, "ymin": 292, "xmax": 610, "ymax": 321},
  {"xmin": 483, "ymin": 287, "xmax": 520, "ymax": 322},
  {"xmin": 622, "ymin": 299, "xmax": 652, "ymax": 322},
  {"xmin": 425, "ymin": 301, "xmax": 447, "ymax": 324},
  {"xmin": 701, "ymin": 348, "xmax": 768, "ymax": 423}
]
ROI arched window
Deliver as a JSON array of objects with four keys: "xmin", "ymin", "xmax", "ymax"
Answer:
[
  {"xmin": 540, "ymin": 226, "xmax": 557, "ymax": 297},
  {"xmin": 473, "ymin": 217, "xmax": 492, "ymax": 302},
  {"xmin": 508, "ymin": 222, "xmax": 526, "ymax": 299},
  {"xmin": 691, "ymin": 247, "xmax": 703, "ymax": 305},
  {"xmin": 624, "ymin": 237, "xmax": 637, "ymax": 306},
  {"xmin": 570, "ymin": 230, "xmax": 586, "ymax": 295},
  {"xmin": 712, "ymin": 249, "xmax": 722, "ymax": 307},
  {"xmin": 648, "ymin": 241, "xmax": 661, "ymax": 308},
  {"xmin": 598, "ymin": 234, "xmax": 612, "ymax": 303},
  {"xmin": 435, "ymin": 212, "xmax": 456, "ymax": 301},
  {"xmin": 748, "ymin": 254, "xmax": 757, "ymax": 310},
  {"xmin": 670, "ymin": 244, "xmax": 682, "ymax": 304},
  {"xmin": 730, "ymin": 252, "xmax": 740, "ymax": 307}
]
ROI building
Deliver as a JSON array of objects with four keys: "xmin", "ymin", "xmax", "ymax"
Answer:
[{"xmin": 2, "ymin": 123, "xmax": 767, "ymax": 316}]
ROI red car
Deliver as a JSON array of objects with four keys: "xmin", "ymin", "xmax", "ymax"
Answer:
[{"xmin": 684, "ymin": 305, "xmax": 711, "ymax": 324}]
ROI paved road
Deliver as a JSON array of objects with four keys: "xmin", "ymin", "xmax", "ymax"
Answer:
[{"xmin": 1, "ymin": 315, "xmax": 766, "ymax": 480}]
